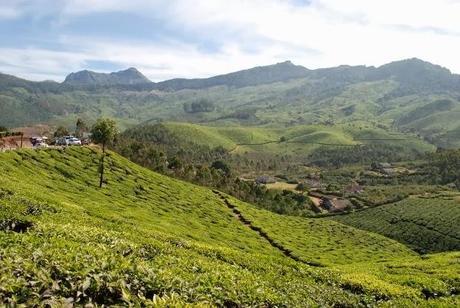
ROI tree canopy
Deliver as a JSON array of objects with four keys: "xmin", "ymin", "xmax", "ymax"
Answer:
[
  {"xmin": 54, "ymin": 126, "xmax": 69, "ymax": 138},
  {"xmin": 91, "ymin": 118, "xmax": 118, "ymax": 152}
]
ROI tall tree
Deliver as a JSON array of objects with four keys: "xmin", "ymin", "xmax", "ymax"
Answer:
[
  {"xmin": 75, "ymin": 118, "xmax": 87, "ymax": 139},
  {"xmin": 91, "ymin": 118, "xmax": 118, "ymax": 188},
  {"xmin": 54, "ymin": 126, "xmax": 69, "ymax": 138}
]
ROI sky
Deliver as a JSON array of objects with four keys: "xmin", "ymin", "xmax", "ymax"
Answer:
[{"xmin": 1, "ymin": 0, "xmax": 460, "ymax": 81}]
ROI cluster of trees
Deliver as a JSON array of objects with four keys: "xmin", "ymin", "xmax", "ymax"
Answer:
[
  {"xmin": 220, "ymin": 109, "xmax": 256, "ymax": 121},
  {"xmin": 308, "ymin": 144, "xmax": 422, "ymax": 168},
  {"xmin": 427, "ymin": 149, "xmax": 460, "ymax": 188},
  {"xmin": 183, "ymin": 99, "xmax": 215, "ymax": 113},
  {"xmin": 54, "ymin": 118, "xmax": 89, "ymax": 138}
]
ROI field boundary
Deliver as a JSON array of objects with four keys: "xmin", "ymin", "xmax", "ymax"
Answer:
[{"xmin": 212, "ymin": 190, "xmax": 323, "ymax": 267}]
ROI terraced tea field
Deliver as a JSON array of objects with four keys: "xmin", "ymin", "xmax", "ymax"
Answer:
[
  {"xmin": 159, "ymin": 122, "xmax": 433, "ymax": 155},
  {"xmin": 333, "ymin": 197, "xmax": 460, "ymax": 253}
]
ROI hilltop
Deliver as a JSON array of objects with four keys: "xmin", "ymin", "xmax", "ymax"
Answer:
[
  {"xmin": 0, "ymin": 147, "xmax": 458, "ymax": 305},
  {"xmin": 63, "ymin": 67, "xmax": 151, "ymax": 86}
]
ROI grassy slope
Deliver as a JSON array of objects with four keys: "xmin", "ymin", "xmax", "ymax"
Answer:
[
  {"xmin": 163, "ymin": 122, "xmax": 434, "ymax": 155},
  {"xmin": 0, "ymin": 148, "xmax": 458, "ymax": 305},
  {"xmin": 227, "ymin": 195, "xmax": 460, "ymax": 303},
  {"xmin": 331, "ymin": 197, "xmax": 460, "ymax": 253},
  {"xmin": 230, "ymin": 196, "xmax": 416, "ymax": 266}
]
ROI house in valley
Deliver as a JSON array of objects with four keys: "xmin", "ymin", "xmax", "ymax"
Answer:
[
  {"xmin": 372, "ymin": 162, "xmax": 399, "ymax": 177},
  {"xmin": 320, "ymin": 196, "xmax": 352, "ymax": 212},
  {"xmin": 255, "ymin": 175, "xmax": 276, "ymax": 184},
  {"xmin": 344, "ymin": 181, "xmax": 364, "ymax": 194}
]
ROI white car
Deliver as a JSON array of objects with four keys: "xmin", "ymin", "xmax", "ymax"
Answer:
[
  {"xmin": 34, "ymin": 142, "xmax": 49, "ymax": 148},
  {"xmin": 66, "ymin": 137, "xmax": 82, "ymax": 146},
  {"xmin": 31, "ymin": 137, "xmax": 49, "ymax": 148}
]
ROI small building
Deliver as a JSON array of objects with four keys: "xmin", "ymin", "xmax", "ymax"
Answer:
[
  {"xmin": 320, "ymin": 197, "xmax": 352, "ymax": 212},
  {"xmin": 375, "ymin": 162, "xmax": 392, "ymax": 169},
  {"xmin": 255, "ymin": 175, "xmax": 276, "ymax": 184},
  {"xmin": 344, "ymin": 181, "xmax": 364, "ymax": 194},
  {"xmin": 371, "ymin": 162, "xmax": 398, "ymax": 177},
  {"xmin": 305, "ymin": 179, "xmax": 322, "ymax": 189},
  {"xmin": 381, "ymin": 168, "xmax": 397, "ymax": 176},
  {"xmin": 306, "ymin": 172, "xmax": 321, "ymax": 180}
]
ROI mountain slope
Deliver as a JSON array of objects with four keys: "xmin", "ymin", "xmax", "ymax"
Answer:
[
  {"xmin": 1, "ymin": 58, "xmax": 460, "ymax": 147},
  {"xmin": 0, "ymin": 147, "xmax": 459, "ymax": 305}
]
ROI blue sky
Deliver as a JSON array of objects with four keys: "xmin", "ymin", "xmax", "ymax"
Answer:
[{"xmin": 0, "ymin": 0, "xmax": 459, "ymax": 81}]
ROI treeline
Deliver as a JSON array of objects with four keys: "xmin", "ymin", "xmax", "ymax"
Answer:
[
  {"xmin": 308, "ymin": 144, "xmax": 423, "ymax": 167},
  {"xmin": 113, "ymin": 124, "xmax": 313, "ymax": 216},
  {"xmin": 427, "ymin": 149, "xmax": 460, "ymax": 188},
  {"xmin": 0, "ymin": 131, "xmax": 22, "ymax": 137},
  {"xmin": 183, "ymin": 99, "xmax": 215, "ymax": 113}
]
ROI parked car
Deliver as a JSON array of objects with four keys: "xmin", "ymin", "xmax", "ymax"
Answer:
[
  {"xmin": 34, "ymin": 141, "xmax": 49, "ymax": 148},
  {"xmin": 31, "ymin": 136, "xmax": 43, "ymax": 146},
  {"xmin": 31, "ymin": 136, "xmax": 49, "ymax": 148},
  {"xmin": 56, "ymin": 136, "xmax": 82, "ymax": 146},
  {"xmin": 67, "ymin": 137, "xmax": 82, "ymax": 146}
]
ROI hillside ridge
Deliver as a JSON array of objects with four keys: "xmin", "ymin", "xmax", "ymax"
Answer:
[{"xmin": 3, "ymin": 57, "xmax": 458, "ymax": 90}]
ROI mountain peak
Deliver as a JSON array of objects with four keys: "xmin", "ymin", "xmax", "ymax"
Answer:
[
  {"xmin": 117, "ymin": 67, "xmax": 142, "ymax": 74},
  {"xmin": 376, "ymin": 58, "xmax": 452, "ymax": 78},
  {"xmin": 379, "ymin": 58, "xmax": 451, "ymax": 73},
  {"xmin": 277, "ymin": 60, "xmax": 294, "ymax": 65},
  {"xmin": 64, "ymin": 67, "xmax": 151, "ymax": 86}
]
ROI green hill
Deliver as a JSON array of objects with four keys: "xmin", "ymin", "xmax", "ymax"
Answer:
[
  {"xmin": 132, "ymin": 122, "xmax": 434, "ymax": 157},
  {"xmin": 0, "ymin": 147, "xmax": 459, "ymax": 306}
]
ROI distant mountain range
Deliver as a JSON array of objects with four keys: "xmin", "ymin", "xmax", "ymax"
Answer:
[
  {"xmin": 1, "ymin": 58, "xmax": 460, "ymax": 148},
  {"xmin": 1, "ymin": 57, "xmax": 460, "ymax": 92}
]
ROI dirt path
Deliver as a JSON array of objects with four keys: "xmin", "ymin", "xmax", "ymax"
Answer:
[
  {"xmin": 212, "ymin": 190, "xmax": 323, "ymax": 267},
  {"xmin": 228, "ymin": 137, "xmax": 359, "ymax": 154}
]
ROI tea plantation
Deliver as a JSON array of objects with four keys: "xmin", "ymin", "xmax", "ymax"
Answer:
[
  {"xmin": 332, "ymin": 196, "xmax": 460, "ymax": 253},
  {"xmin": 0, "ymin": 147, "xmax": 458, "ymax": 306}
]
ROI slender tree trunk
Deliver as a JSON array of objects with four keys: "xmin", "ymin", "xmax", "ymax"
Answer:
[{"xmin": 99, "ymin": 142, "xmax": 105, "ymax": 188}]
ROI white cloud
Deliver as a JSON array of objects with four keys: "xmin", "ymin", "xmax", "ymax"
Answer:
[
  {"xmin": 1, "ymin": 0, "xmax": 460, "ymax": 80},
  {"xmin": 0, "ymin": 47, "xmax": 89, "ymax": 80},
  {"xmin": 0, "ymin": 3, "xmax": 21, "ymax": 19}
]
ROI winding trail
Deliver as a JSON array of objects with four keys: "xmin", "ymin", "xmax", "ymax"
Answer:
[{"xmin": 212, "ymin": 190, "xmax": 323, "ymax": 267}]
